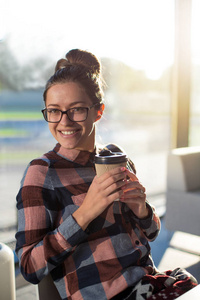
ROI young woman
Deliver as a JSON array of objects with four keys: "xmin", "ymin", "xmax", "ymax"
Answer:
[{"xmin": 15, "ymin": 49, "xmax": 197, "ymax": 300}]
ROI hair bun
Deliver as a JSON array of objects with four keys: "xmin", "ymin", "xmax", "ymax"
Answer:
[
  {"xmin": 65, "ymin": 49, "xmax": 101, "ymax": 75},
  {"xmin": 44, "ymin": 49, "xmax": 104, "ymax": 103},
  {"xmin": 55, "ymin": 59, "xmax": 70, "ymax": 71},
  {"xmin": 55, "ymin": 49, "xmax": 101, "ymax": 75}
]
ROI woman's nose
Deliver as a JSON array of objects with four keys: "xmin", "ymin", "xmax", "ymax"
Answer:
[{"xmin": 59, "ymin": 112, "xmax": 74, "ymax": 125}]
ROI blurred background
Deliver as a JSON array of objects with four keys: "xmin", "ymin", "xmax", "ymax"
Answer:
[{"xmin": 0, "ymin": 0, "xmax": 199, "ymax": 231}]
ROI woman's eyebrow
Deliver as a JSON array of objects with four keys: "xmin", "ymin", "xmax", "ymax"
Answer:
[
  {"xmin": 47, "ymin": 104, "xmax": 60, "ymax": 107},
  {"xmin": 47, "ymin": 101, "xmax": 88, "ymax": 108},
  {"xmin": 69, "ymin": 101, "xmax": 88, "ymax": 106}
]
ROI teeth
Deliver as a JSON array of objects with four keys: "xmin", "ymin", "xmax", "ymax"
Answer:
[{"xmin": 61, "ymin": 131, "xmax": 76, "ymax": 135}]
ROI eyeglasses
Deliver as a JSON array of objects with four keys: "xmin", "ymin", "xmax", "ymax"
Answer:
[{"xmin": 41, "ymin": 103, "xmax": 101, "ymax": 123}]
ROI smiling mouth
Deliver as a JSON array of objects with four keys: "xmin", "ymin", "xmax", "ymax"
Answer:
[{"xmin": 60, "ymin": 130, "xmax": 78, "ymax": 136}]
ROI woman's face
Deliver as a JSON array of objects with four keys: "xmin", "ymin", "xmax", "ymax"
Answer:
[{"xmin": 45, "ymin": 82, "xmax": 101, "ymax": 152}]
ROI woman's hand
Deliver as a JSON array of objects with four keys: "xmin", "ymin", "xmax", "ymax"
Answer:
[
  {"xmin": 120, "ymin": 169, "xmax": 149, "ymax": 219},
  {"xmin": 73, "ymin": 167, "xmax": 127, "ymax": 230}
]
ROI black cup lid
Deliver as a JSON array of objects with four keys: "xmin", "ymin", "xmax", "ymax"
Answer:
[{"xmin": 95, "ymin": 149, "xmax": 127, "ymax": 164}]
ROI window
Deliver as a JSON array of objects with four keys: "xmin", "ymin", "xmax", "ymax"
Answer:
[
  {"xmin": 0, "ymin": 0, "xmax": 175, "ymax": 229},
  {"xmin": 190, "ymin": 0, "xmax": 200, "ymax": 146}
]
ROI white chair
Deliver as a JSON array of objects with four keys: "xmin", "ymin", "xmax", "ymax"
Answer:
[
  {"xmin": 38, "ymin": 274, "xmax": 61, "ymax": 300},
  {"xmin": 165, "ymin": 146, "xmax": 200, "ymax": 235}
]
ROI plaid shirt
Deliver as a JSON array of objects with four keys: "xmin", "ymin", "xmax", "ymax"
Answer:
[{"xmin": 15, "ymin": 143, "xmax": 160, "ymax": 300}]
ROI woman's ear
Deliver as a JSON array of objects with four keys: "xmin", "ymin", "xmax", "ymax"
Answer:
[{"xmin": 95, "ymin": 103, "xmax": 105, "ymax": 121}]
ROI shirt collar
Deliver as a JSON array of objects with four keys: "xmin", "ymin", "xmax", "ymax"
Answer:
[{"xmin": 53, "ymin": 143, "xmax": 96, "ymax": 166}]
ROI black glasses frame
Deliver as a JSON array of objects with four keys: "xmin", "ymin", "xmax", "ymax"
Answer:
[{"xmin": 41, "ymin": 102, "xmax": 101, "ymax": 123}]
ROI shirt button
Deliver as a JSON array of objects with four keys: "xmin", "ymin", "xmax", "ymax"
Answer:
[
  {"xmin": 85, "ymin": 228, "xmax": 90, "ymax": 234},
  {"xmin": 135, "ymin": 240, "xmax": 140, "ymax": 245}
]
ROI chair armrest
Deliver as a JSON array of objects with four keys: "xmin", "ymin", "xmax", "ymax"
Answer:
[{"xmin": 167, "ymin": 147, "xmax": 200, "ymax": 192}]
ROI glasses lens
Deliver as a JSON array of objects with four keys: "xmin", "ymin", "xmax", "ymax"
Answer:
[
  {"xmin": 46, "ymin": 109, "xmax": 62, "ymax": 122},
  {"xmin": 68, "ymin": 107, "xmax": 88, "ymax": 122},
  {"xmin": 42, "ymin": 107, "xmax": 89, "ymax": 122}
]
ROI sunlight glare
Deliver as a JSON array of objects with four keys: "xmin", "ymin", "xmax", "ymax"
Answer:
[
  {"xmin": 192, "ymin": 0, "xmax": 200, "ymax": 64},
  {"xmin": 2, "ymin": 0, "xmax": 175, "ymax": 79}
]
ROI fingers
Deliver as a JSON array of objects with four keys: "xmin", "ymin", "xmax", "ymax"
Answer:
[
  {"xmin": 121, "ymin": 187, "xmax": 146, "ymax": 200},
  {"xmin": 97, "ymin": 167, "xmax": 126, "ymax": 183},
  {"xmin": 125, "ymin": 169, "xmax": 138, "ymax": 181},
  {"xmin": 96, "ymin": 167, "xmax": 126, "ymax": 189},
  {"xmin": 93, "ymin": 166, "xmax": 146, "ymax": 204},
  {"xmin": 120, "ymin": 169, "xmax": 146, "ymax": 201},
  {"xmin": 105, "ymin": 177, "xmax": 127, "ymax": 196},
  {"xmin": 121, "ymin": 175, "xmax": 145, "ymax": 193},
  {"xmin": 92, "ymin": 166, "xmax": 127, "ymax": 202},
  {"xmin": 95, "ymin": 167, "xmax": 145, "ymax": 198},
  {"xmin": 107, "ymin": 188, "xmax": 124, "ymax": 203}
]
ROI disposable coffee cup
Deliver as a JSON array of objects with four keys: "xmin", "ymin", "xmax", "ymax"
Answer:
[{"xmin": 95, "ymin": 149, "xmax": 128, "ymax": 177}]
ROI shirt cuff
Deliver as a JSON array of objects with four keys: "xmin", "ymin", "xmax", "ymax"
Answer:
[
  {"xmin": 133, "ymin": 202, "xmax": 154, "ymax": 229},
  {"xmin": 58, "ymin": 215, "xmax": 89, "ymax": 247}
]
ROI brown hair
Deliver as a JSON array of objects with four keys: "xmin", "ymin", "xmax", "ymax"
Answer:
[{"xmin": 43, "ymin": 49, "xmax": 104, "ymax": 105}]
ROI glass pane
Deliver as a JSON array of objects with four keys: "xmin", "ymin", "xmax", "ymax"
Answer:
[
  {"xmin": 0, "ymin": 0, "xmax": 174, "ymax": 230},
  {"xmin": 190, "ymin": 0, "xmax": 200, "ymax": 146}
]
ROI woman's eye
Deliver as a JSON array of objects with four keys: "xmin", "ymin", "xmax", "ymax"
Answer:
[
  {"xmin": 72, "ymin": 107, "xmax": 85, "ymax": 113},
  {"xmin": 48, "ymin": 109, "xmax": 59, "ymax": 114}
]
